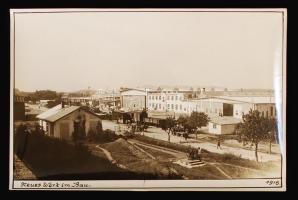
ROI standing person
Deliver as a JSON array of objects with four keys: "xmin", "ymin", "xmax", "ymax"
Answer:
[
  {"xmin": 217, "ymin": 139, "xmax": 221, "ymax": 149},
  {"xmin": 197, "ymin": 147, "xmax": 202, "ymax": 161}
]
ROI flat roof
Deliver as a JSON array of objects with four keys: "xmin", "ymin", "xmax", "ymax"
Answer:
[
  {"xmin": 210, "ymin": 116, "xmax": 242, "ymax": 125},
  {"xmin": 147, "ymin": 111, "xmax": 175, "ymax": 119},
  {"xmin": 217, "ymin": 96, "xmax": 275, "ymax": 104}
]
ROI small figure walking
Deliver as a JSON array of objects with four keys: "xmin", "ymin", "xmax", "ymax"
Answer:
[
  {"xmin": 197, "ymin": 147, "xmax": 202, "ymax": 161},
  {"xmin": 217, "ymin": 139, "xmax": 221, "ymax": 149}
]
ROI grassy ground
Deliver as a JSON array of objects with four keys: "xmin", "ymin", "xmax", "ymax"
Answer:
[
  {"xmin": 101, "ymin": 138, "xmax": 182, "ymax": 179},
  {"xmin": 188, "ymin": 133, "xmax": 280, "ymax": 154},
  {"xmin": 14, "ymin": 132, "xmax": 172, "ymax": 180},
  {"xmin": 133, "ymin": 134, "xmax": 194, "ymax": 153},
  {"xmin": 14, "ymin": 155, "xmax": 36, "ymax": 180},
  {"xmin": 134, "ymin": 144, "xmax": 176, "ymax": 160},
  {"xmin": 14, "ymin": 122, "xmax": 281, "ymax": 180},
  {"xmin": 128, "ymin": 134, "xmax": 281, "ymax": 179},
  {"xmin": 169, "ymin": 163, "xmax": 228, "ymax": 179}
]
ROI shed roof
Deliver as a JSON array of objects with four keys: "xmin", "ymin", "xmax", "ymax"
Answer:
[
  {"xmin": 37, "ymin": 104, "xmax": 101, "ymax": 123},
  {"xmin": 43, "ymin": 106, "xmax": 80, "ymax": 122},
  {"xmin": 36, "ymin": 104, "xmax": 62, "ymax": 120}
]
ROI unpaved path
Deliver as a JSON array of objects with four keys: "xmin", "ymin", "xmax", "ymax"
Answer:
[
  {"xmin": 208, "ymin": 163, "xmax": 232, "ymax": 179},
  {"xmin": 14, "ymin": 155, "xmax": 36, "ymax": 180},
  {"xmin": 128, "ymin": 139, "xmax": 186, "ymax": 159},
  {"xmin": 95, "ymin": 145, "xmax": 128, "ymax": 169}
]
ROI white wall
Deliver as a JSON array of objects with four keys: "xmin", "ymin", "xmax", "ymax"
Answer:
[
  {"xmin": 122, "ymin": 95, "xmax": 146, "ymax": 110},
  {"xmin": 208, "ymin": 122, "xmax": 236, "ymax": 135},
  {"xmin": 233, "ymin": 103, "xmax": 254, "ymax": 119},
  {"xmin": 51, "ymin": 109, "xmax": 101, "ymax": 140},
  {"xmin": 147, "ymin": 92, "xmax": 184, "ymax": 112},
  {"xmin": 208, "ymin": 122, "xmax": 221, "ymax": 135}
]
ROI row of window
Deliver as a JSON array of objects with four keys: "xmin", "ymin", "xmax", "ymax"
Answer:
[
  {"xmin": 148, "ymin": 95, "xmax": 183, "ymax": 101},
  {"xmin": 234, "ymin": 107, "xmax": 276, "ymax": 117},
  {"xmin": 261, "ymin": 109, "xmax": 276, "ymax": 117},
  {"xmin": 148, "ymin": 95, "xmax": 163, "ymax": 100},
  {"xmin": 148, "ymin": 103, "xmax": 231, "ymax": 115}
]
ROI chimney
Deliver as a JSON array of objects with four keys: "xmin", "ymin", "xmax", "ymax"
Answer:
[{"xmin": 62, "ymin": 100, "xmax": 65, "ymax": 108}]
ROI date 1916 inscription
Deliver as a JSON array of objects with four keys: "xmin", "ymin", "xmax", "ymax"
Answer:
[{"xmin": 265, "ymin": 180, "xmax": 280, "ymax": 186}]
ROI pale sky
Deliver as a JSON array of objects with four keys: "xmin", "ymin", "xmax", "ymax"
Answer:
[{"xmin": 13, "ymin": 11, "xmax": 284, "ymax": 92}]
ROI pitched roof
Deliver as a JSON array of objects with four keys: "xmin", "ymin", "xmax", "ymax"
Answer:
[
  {"xmin": 37, "ymin": 104, "xmax": 101, "ymax": 123},
  {"xmin": 43, "ymin": 106, "xmax": 80, "ymax": 122},
  {"xmin": 210, "ymin": 116, "xmax": 242, "ymax": 125},
  {"xmin": 36, "ymin": 104, "xmax": 62, "ymax": 120}
]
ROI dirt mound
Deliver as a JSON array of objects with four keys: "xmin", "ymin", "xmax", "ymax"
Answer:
[
  {"xmin": 104, "ymin": 138, "xmax": 130, "ymax": 150},
  {"xmin": 103, "ymin": 138, "xmax": 149, "ymax": 160},
  {"xmin": 102, "ymin": 139, "xmax": 183, "ymax": 179}
]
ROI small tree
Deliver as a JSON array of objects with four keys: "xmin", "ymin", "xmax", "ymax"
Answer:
[
  {"xmin": 177, "ymin": 115, "xmax": 188, "ymax": 132},
  {"xmin": 160, "ymin": 117, "xmax": 175, "ymax": 142},
  {"xmin": 183, "ymin": 132, "xmax": 189, "ymax": 141},
  {"xmin": 186, "ymin": 111, "xmax": 209, "ymax": 139},
  {"xmin": 15, "ymin": 123, "xmax": 29, "ymax": 160},
  {"xmin": 87, "ymin": 129, "xmax": 97, "ymax": 141},
  {"xmin": 235, "ymin": 109, "xmax": 273, "ymax": 162},
  {"xmin": 140, "ymin": 109, "xmax": 148, "ymax": 123},
  {"xmin": 33, "ymin": 123, "xmax": 44, "ymax": 135}
]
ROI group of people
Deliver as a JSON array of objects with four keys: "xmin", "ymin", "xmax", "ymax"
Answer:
[{"xmin": 188, "ymin": 147, "xmax": 202, "ymax": 161}]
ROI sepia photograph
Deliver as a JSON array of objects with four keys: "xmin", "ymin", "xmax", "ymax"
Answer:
[{"xmin": 10, "ymin": 8, "xmax": 287, "ymax": 191}]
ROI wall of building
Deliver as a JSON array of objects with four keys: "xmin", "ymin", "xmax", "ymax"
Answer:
[
  {"xmin": 233, "ymin": 103, "xmax": 253, "ymax": 119},
  {"xmin": 121, "ymin": 90, "xmax": 147, "ymax": 110},
  {"xmin": 208, "ymin": 122, "xmax": 221, "ymax": 135},
  {"xmin": 147, "ymin": 96, "xmax": 239, "ymax": 118},
  {"xmin": 122, "ymin": 95, "xmax": 146, "ymax": 110},
  {"xmin": 48, "ymin": 109, "xmax": 101, "ymax": 140},
  {"xmin": 148, "ymin": 92, "xmax": 277, "ymax": 122},
  {"xmin": 208, "ymin": 122, "xmax": 237, "ymax": 135},
  {"xmin": 221, "ymin": 124, "xmax": 237, "ymax": 134},
  {"xmin": 255, "ymin": 103, "xmax": 276, "ymax": 118},
  {"xmin": 233, "ymin": 103, "xmax": 276, "ymax": 119},
  {"xmin": 147, "ymin": 91, "xmax": 184, "ymax": 112}
]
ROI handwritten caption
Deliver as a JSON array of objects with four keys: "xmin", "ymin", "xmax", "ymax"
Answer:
[{"xmin": 20, "ymin": 181, "xmax": 91, "ymax": 188}]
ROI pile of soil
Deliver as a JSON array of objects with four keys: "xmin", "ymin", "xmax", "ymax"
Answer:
[
  {"xmin": 102, "ymin": 138, "xmax": 182, "ymax": 179},
  {"xmin": 104, "ymin": 138, "xmax": 148, "ymax": 159}
]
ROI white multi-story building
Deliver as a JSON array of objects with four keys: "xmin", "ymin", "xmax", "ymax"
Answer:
[
  {"xmin": 147, "ymin": 89, "xmax": 197, "ymax": 114},
  {"xmin": 146, "ymin": 88, "xmax": 276, "ymax": 135}
]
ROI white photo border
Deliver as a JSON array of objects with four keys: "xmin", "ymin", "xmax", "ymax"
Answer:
[{"xmin": 9, "ymin": 8, "xmax": 287, "ymax": 191}]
